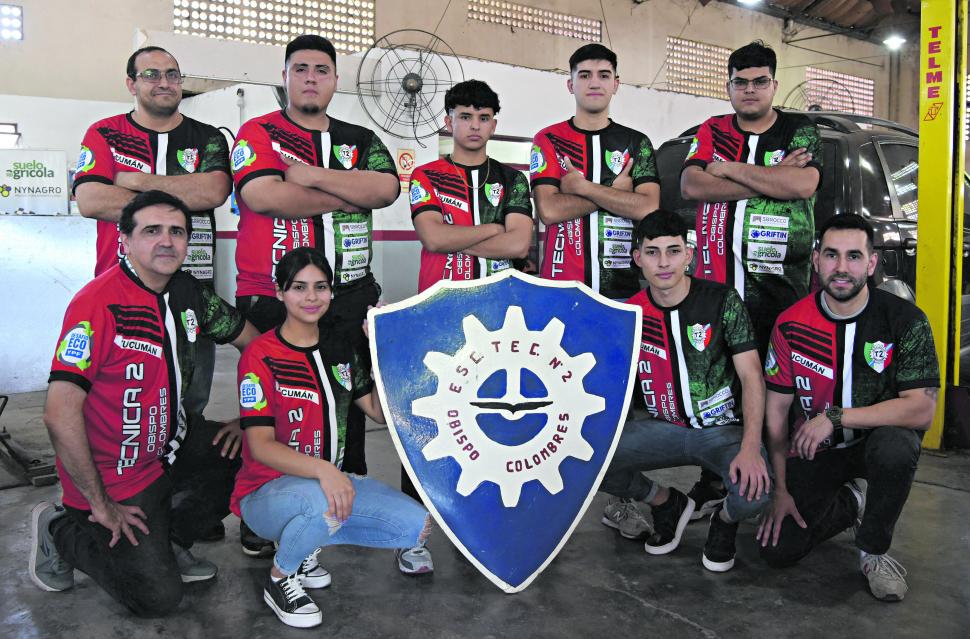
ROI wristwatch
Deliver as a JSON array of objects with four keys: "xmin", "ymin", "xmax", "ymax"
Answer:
[{"xmin": 825, "ymin": 406, "xmax": 843, "ymax": 429}]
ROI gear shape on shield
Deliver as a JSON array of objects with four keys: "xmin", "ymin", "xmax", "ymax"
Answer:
[{"xmin": 412, "ymin": 306, "xmax": 605, "ymax": 507}]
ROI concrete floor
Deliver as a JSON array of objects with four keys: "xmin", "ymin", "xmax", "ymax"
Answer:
[{"xmin": 2, "ymin": 346, "xmax": 969, "ymax": 638}]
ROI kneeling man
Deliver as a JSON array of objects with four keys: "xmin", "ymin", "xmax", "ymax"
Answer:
[
  {"xmin": 758, "ymin": 214, "xmax": 938, "ymax": 601},
  {"xmin": 600, "ymin": 209, "xmax": 771, "ymax": 572}
]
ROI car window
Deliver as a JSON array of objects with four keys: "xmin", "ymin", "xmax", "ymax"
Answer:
[
  {"xmin": 859, "ymin": 142, "xmax": 893, "ymax": 219},
  {"xmin": 878, "ymin": 142, "xmax": 919, "ymax": 220},
  {"xmin": 814, "ymin": 138, "xmax": 839, "ymax": 224}
]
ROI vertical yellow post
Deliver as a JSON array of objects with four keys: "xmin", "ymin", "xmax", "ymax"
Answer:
[{"xmin": 917, "ymin": 0, "xmax": 966, "ymax": 449}]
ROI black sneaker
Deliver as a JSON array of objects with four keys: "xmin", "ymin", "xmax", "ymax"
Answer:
[
  {"xmin": 644, "ymin": 489, "xmax": 695, "ymax": 555},
  {"xmin": 263, "ymin": 573, "xmax": 322, "ymax": 628},
  {"xmin": 197, "ymin": 521, "xmax": 226, "ymax": 543},
  {"xmin": 702, "ymin": 508, "xmax": 739, "ymax": 572},
  {"xmin": 241, "ymin": 521, "xmax": 275, "ymax": 558},
  {"xmin": 687, "ymin": 477, "xmax": 727, "ymax": 522}
]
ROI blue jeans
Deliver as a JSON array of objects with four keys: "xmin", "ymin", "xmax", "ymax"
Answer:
[
  {"xmin": 600, "ymin": 419, "xmax": 772, "ymax": 522},
  {"xmin": 240, "ymin": 474, "xmax": 429, "ymax": 574}
]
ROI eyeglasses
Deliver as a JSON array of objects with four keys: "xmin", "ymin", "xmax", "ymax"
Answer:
[
  {"xmin": 728, "ymin": 76, "xmax": 773, "ymax": 91},
  {"xmin": 131, "ymin": 69, "xmax": 185, "ymax": 85}
]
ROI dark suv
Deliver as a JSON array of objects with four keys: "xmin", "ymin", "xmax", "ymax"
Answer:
[{"xmin": 655, "ymin": 109, "xmax": 970, "ymax": 381}]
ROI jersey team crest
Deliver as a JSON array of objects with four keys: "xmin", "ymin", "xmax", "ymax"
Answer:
[
  {"xmin": 177, "ymin": 148, "xmax": 200, "ymax": 173},
  {"xmin": 864, "ymin": 341, "xmax": 893, "ymax": 373},
  {"xmin": 181, "ymin": 309, "xmax": 199, "ymax": 343},
  {"xmin": 369, "ymin": 271, "xmax": 641, "ymax": 592},
  {"xmin": 485, "ymin": 182, "xmax": 503, "ymax": 207},
  {"xmin": 334, "ymin": 144, "xmax": 358, "ymax": 169},
  {"xmin": 764, "ymin": 149, "xmax": 786, "ymax": 166},
  {"xmin": 331, "ymin": 363, "xmax": 352, "ymax": 391},
  {"xmin": 687, "ymin": 323, "xmax": 712, "ymax": 352},
  {"xmin": 605, "ymin": 149, "xmax": 630, "ymax": 175}
]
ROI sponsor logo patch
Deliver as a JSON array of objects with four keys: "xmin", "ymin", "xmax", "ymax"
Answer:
[
  {"xmin": 231, "ymin": 140, "xmax": 257, "ymax": 172},
  {"xmin": 764, "ymin": 344, "xmax": 779, "ymax": 376},
  {"xmin": 603, "ymin": 257, "xmax": 631, "ymax": 269},
  {"xmin": 747, "ymin": 261, "xmax": 785, "ymax": 275},
  {"xmin": 240, "ymin": 372, "xmax": 267, "ymax": 410},
  {"xmin": 76, "ymin": 145, "xmax": 96, "ymax": 174},
  {"xmin": 56, "ymin": 321, "xmax": 94, "ymax": 370},
  {"xmin": 409, "ymin": 180, "xmax": 431, "ymax": 206},
  {"xmin": 749, "ymin": 213, "xmax": 790, "ymax": 228},
  {"xmin": 748, "ymin": 228, "xmax": 789, "ymax": 242},
  {"xmin": 747, "ymin": 242, "xmax": 787, "ymax": 261},
  {"xmin": 529, "ymin": 144, "xmax": 547, "ymax": 175},
  {"xmin": 698, "ymin": 386, "xmax": 733, "ymax": 411},
  {"xmin": 686, "ymin": 137, "xmax": 699, "ymax": 160}
]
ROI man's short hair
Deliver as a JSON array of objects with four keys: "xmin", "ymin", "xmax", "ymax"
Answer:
[
  {"xmin": 569, "ymin": 43, "xmax": 618, "ymax": 74},
  {"xmin": 285, "ymin": 35, "xmax": 337, "ymax": 68},
  {"xmin": 816, "ymin": 213, "xmax": 874, "ymax": 252},
  {"xmin": 727, "ymin": 40, "xmax": 776, "ymax": 77},
  {"xmin": 445, "ymin": 79, "xmax": 501, "ymax": 114},
  {"xmin": 119, "ymin": 190, "xmax": 193, "ymax": 237},
  {"xmin": 126, "ymin": 46, "xmax": 176, "ymax": 79},
  {"xmin": 634, "ymin": 209, "xmax": 689, "ymax": 247}
]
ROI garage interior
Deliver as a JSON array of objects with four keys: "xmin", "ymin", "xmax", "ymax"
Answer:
[{"xmin": 1, "ymin": 0, "xmax": 968, "ymax": 636}]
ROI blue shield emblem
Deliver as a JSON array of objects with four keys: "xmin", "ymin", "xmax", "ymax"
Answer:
[{"xmin": 369, "ymin": 271, "xmax": 641, "ymax": 592}]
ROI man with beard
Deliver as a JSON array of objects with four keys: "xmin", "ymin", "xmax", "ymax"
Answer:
[
  {"xmin": 679, "ymin": 41, "xmax": 822, "ymax": 521},
  {"xmin": 72, "ymin": 46, "xmax": 238, "ymax": 541},
  {"xmin": 230, "ymin": 35, "xmax": 414, "ymax": 568},
  {"xmin": 757, "ymin": 214, "xmax": 938, "ymax": 602}
]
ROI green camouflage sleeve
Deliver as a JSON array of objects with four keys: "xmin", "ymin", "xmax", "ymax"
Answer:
[
  {"xmin": 199, "ymin": 131, "xmax": 231, "ymax": 174},
  {"xmin": 351, "ymin": 346, "xmax": 374, "ymax": 400},
  {"xmin": 365, "ymin": 132, "xmax": 397, "ymax": 176},
  {"xmin": 506, "ymin": 170, "xmax": 533, "ymax": 217},
  {"xmin": 721, "ymin": 289, "xmax": 757, "ymax": 354},
  {"xmin": 199, "ymin": 285, "xmax": 246, "ymax": 344},
  {"xmin": 631, "ymin": 134, "xmax": 660, "ymax": 187},
  {"xmin": 893, "ymin": 316, "xmax": 940, "ymax": 391},
  {"xmin": 789, "ymin": 121, "xmax": 822, "ymax": 169}
]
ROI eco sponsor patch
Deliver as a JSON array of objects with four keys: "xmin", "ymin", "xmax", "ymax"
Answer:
[
  {"xmin": 231, "ymin": 140, "xmax": 256, "ymax": 172},
  {"xmin": 240, "ymin": 372, "xmax": 267, "ymax": 410},
  {"xmin": 56, "ymin": 321, "xmax": 94, "ymax": 370}
]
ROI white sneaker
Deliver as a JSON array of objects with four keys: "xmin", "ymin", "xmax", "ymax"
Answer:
[
  {"xmin": 264, "ymin": 573, "xmax": 322, "ymax": 628},
  {"xmin": 296, "ymin": 548, "xmax": 332, "ymax": 589},
  {"xmin": 861, "ymin": 552, "xmax": 908, "ymax": 601}
]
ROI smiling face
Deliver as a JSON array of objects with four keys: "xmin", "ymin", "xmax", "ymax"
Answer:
[
  {"xmin": 567, "ymin": 59, "xmax": 619, "ymax": 116},
  {"xmin": 727, "ymin": 65, "xmax": 777, "ymax": 121},
  {"xmin": 126, "ymin": 49, "xmax": 183, "ymax": 118},
  {"xmin": 277, "ymin": 263, "xmax": 332, "ymax": 325},
  {"xmin": 633, "ymin": 234, "xmax": 692, "ymax": 293},
  {"xmin": 121, "ymin": 204, "xmax": 188, "ymax": 286},
  {"xmin": 814, "ymin": 228, "xmax": 877, "ymax": 302},
  {"xmin": 445, "ymin": 105, "xmax": 497, "ymax": 155},
  {"xmin": 284, "ymin": 49, "xmax": 338, "ymax": 115}
]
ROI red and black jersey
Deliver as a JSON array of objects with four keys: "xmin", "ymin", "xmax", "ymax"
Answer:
[
  {"xmin": 48, "ymin": 260, "xmax": 244, "ymax": 509},
  {"xmin": 409, "ymin": 157, "xmax": 532, "ymax": 292},
  {"xmin": 764, "ymin": 287, "xmax": 939, "ymax": 451},
  {"xmin": 683, "ymin": 109, "xmax": 821, "ymax": 324},
  {"xmin": 230, "ymin": 328, "xmax": 373, "ymax": 516},
  {"xmin": 231, "ymin": 110, "xmax": 397, "ymax": 297},
  {"xmin": 627, "ymin": 278, "xmax": 757, "ymax": 428},
  {"xmin": 530, "ymin": 118, "xmax": 659, "ymax": 299},
  {"xmin": 72, "ymin": 113, "xmax": 230, "ymax": 282}
]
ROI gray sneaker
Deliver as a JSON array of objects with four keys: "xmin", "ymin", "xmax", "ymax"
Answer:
[
  {"xmin": 845, "ymin": 479, "xmax": 867, "ymax": 536},
  {"xmin": 601, "ymin": 497, "xmax": 653, "ymax": 540},
  {"xmin": 173, "ymin": 543, "xmax": 218, "ymax": 583},
  {"xmin": 396, "ymin": 544, "xmax": 434, "ymax": 575},
  {"xmin": 861, "ymin": 552, "xmax": 908, "ymax": 601},
  {"xmin": 29, "ymin": 501, "xmax": 74, "ymax": 592}
]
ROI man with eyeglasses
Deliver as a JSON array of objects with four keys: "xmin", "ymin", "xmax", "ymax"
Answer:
[
  {"xmin": 679, "ymin": 41, "xmax": 823, "ymax": 519},
  {"xmin": 72, "ymin": 46, "xmax": 240, "ymax": 544}
]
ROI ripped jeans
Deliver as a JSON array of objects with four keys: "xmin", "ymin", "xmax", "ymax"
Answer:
[{"xmin": 240, "ymin": 474, "xmax": 430, "ymax": 574}]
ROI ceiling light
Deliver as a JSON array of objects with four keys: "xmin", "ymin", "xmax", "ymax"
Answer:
[{"xmin": 883, "ymin": 35, "xmax": 906, "ymax": 50}]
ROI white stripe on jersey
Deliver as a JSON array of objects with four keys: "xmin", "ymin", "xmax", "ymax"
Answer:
[
  {"xmin": 732, "ymin": 134, "xmax": 760, "ymax": 299},
  {"xmin": 162, "ymin": 292, "xmax": 185, "ymax": 465},
  {"xmin": 156, "ymin": 133, "xmax": 168, "ymax": 176},
  {"xmin": 590, "ymin": 135, "xmax": 602, "ymax": 293},
  {"xmin": 670, "ymin": 309, "xmax": 699, "ymax": 428},
  {"xmin": 841, "ymin": 322, "xmax": 857, "ymax": 445},
  {"xmin": 472, "ymin": 168, "xmax": 487, "ymax": 276},
  {"xmin": 311, "ymin": 349, "xmax": 340, "ymax": 466}
]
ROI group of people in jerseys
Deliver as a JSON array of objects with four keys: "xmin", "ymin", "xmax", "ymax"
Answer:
[{"xmin": 27, "ymin": 32, "xmax": 936, "ymax": 628}]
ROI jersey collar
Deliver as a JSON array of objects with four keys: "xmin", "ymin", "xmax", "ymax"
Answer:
[
  {"xmin": 814, "ymin": 284, "xmax": 873, "ymax": 324},
  {"xmin": 567, "ymin": 117, "xmax": 615, "ymax": 135}
]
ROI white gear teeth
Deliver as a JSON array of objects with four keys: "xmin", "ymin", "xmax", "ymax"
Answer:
[{"xmin": 411, "ymin": 306, "xmax": 605, "ymax": 508}]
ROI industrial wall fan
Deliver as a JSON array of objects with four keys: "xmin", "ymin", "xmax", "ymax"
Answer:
[
  {"xmin": 356, "ymin": 29, "xmax": 464, "ymax": 146},
  {"xmin": 783, "ymin": 79, "xmax": 856, "ymax": 113}
]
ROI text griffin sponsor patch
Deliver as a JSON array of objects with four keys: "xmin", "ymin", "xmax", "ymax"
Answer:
[
  {"xmin": 603, "ymin": 228, "xmax": 632, "ymax": 241},
  {"xmin": 341, "ymin": 236, "xmax": 370, "ymax": 250},
  {"xmin": 748, "ymin": 228, "xmax": 789, "ymax": 243}
]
